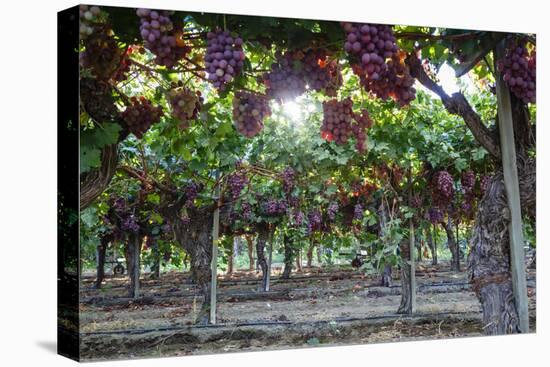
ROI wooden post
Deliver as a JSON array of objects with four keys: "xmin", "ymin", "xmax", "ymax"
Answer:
[
  {"xmin": 210, "ymin": 174, "xmax": 221, "ymax": 324},
  {"xmin": 265, "ymin": 228, "xmax": 273, "ymax": 292},
  {"xmin": 408, "ymin": 166, "xmax": 416, "ymax": 313},
  {"xmin": 494, "ymin": 43, "xmax": 529, "ymax": 333}
]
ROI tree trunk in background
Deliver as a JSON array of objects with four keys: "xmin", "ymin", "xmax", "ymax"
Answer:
[
  {"xmin": 296, "ymin": 249, "xmax": 302, "ymax": 272},
  {"xmin": 256, "ymin": 225, "xmax": 269, "ymax": 291},
  {"xmin": 245, "ymin": 235, "xmax": 255, "ymax": 271},
  {"xmin": 427, "ymin": 226, "xmax": 437, "ymax": 265},
  {"xmin": 397, "ymin": 238, "xmax": 412, "ymax": 314},
  {"xmin": 281, "ymin": 234, "xmax": 293, "ymax": 279},
  {"xmin": 95, "ymin": 236, "xmax": 108, "ymax": 289},
  {"xmin": 125, "ymin": 234, "xmax": 142, "ymax": 299},
  {"xmin": 444, "ymin": 218, "xmax": 460, "ymax": 271},
  {"xmin": 306, "ymin": 239, "xmax": 315, "ymax": 267},
  {"xmin": 316, "ymin": 245, "xmax": 322, "ymax": 265},
  {"xmin": 150, "ymin": 239, "xmax": 160, "ymax": 279},
  {"xmin": 416, "ymin": 233, "xmax": 422, "ymax": 262},
  {"xmin": 381, "ymin": 264, "xmax": 392, "ymax": 287},
  {"xmin": 227, "ymin": 236, "xmax": 235, "ymax": 275}
]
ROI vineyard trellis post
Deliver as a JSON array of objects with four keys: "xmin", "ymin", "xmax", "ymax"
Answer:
[
  {"xmin": 494, "ymin": 42, "xmax": 529, "ymax": 333},
  {"xmin": 210, "ymin": 172, "xmax": 221, "ymax": 324}
]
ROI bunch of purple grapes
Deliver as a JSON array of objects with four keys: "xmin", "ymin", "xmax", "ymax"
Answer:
[
  {"xmin": 292, "ymin": 210, "xmax": 305, "ymax": 227},
  {"xmin": 351, "ymin": 109, "xmax": 373, "ymax": 153},
  {"xmin": 320, "ymin": 98, "xmax": 354, "ymax": 145},
  {"xmin": 280, "ymin": 167, "xmax": 295, "ymax": 193},
  {"xmin": 241, "ymin": 202, "xmax": 253, "ymax": 221},
  {"xmin": 168, "ymin": 88, "xmax": 203, "ymax": 129},
  {"xmin": 181, "ymin": 215, "xmax": 191, "ymax": 225},
  {"xmin": 120, "ymin": 96, "xmax": 163, "ymax": 138},
  {"xmin": 161, "ymin": 223, "xmax": 171, "ymax": 233},
  {"xmin": 205, "ymin": 29, "xmax": 245, "ymax": 91},
  {"xmin": 307, "ymin": 209, "xmax": 322, "ymax": 234},
  {"xmin": 263, "ymin": 51, "xmax": 306, "ymax": 102},
  {"xmin": 461, "ymin": 170, "xmax": 476, "ymax": 193},
  {"xmin": 232, "ymin": 91, "xmax": 271, "ymax": 138},
  {"xmin": 497, "ymin": 39, "xmax": 536, "ymax": 104},
  {"xmin": 327, "ymin": 201, "xmax": 339, "ymax": 221},
  {"xmin": 183, "ymin": 181, "xmax": 202, "ymax": 208},
  {"xmin": 121, "ymin": 215, "xmax": 140, "ymax": 233},
  {"xmin": 262, "ymin": 199, "xmax": 288, "ymax": 216},
  {"xmin": 227, "ymin": 171, "xmax": 249, "ymax": 200},
  {"xmin": 353, "ymin": 203, "xmax": 364, "ymax": 221},
  {"xmin": 426, "ymin": 207, "xmax": 444, "ymax": 224},
  {"xmin": 136, "ymin": 8, "xmax": 187, "ymax": 68}
]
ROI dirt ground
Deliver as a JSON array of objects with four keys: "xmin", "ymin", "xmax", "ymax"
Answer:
[{"xmin": 76, "ymin": 261, "xmax": 537, "ymax": 361}]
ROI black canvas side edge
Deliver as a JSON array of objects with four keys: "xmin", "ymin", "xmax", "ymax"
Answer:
[{"xmin": 57, "ymin": 5, "xmax": 80, "ymax": 362}]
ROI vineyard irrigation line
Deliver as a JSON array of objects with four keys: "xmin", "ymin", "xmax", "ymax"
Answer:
[{"xmin": 79, "ymin": 310, "xmax": 492, "ymax": 336}]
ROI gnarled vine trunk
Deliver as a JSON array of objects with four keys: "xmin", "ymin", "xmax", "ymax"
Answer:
[
  {"xmin": 255, "ymin": 223, "xmax": 270, "ymax": 291},
  {"xmin": 125, "ymin": 233, "xmax": 142, "ymax": 299},
  {"xmin": 397, "ymin": 238, "xmax": 413, "ymax": 314},
  {"xmin": 427, "ymin": 226, "xmax": 437, "ymax": 265},
  {"xmin": 94, "ymin": 235, "xmax": 109, "ymax": 289},
  {"xmin": 378, "ymin": 201, "xmax": 393, "ymax": 287},
  {"xmin": 281, "ymin": 234, "xmax": 293, "ymax": 279},
  {"xmin": 443, "ymin": 217, "xmax": 460, "ymax": 272},
  {"xmin": 245, "ymin": 235, "xmax": 255, "ymax": 271},
  {"xmin": 306, "ymin": 238, "xmax": 316, "ymax": 267}
]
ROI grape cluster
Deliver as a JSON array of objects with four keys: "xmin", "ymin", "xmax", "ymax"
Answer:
[
  {"xmin": 280, "ymin": 167, "xmax": 295, "ymax": 193},
  {"xmin": 431, "ymin": 170, "xmax": 455, "ymax": 206},
  {"xmin": 497, "ymin": 40, "xmax": 536, "ymax": 104},
  {"xmin": 352, "ymin": 109, "xmax": 373, "ymax": 152},
  {"xmin": 120, "ymin": 96, "xmax": 163, "ymax": 138},
  {"xmin": 479, "ymin": 175, "xmax": 491, "ymax": 195},
  {"xmin": 461, "ymin": 170, "xmax": 475, "ymax": 193},
  {"xmin": 112, "ymin": 47, "xmax": 133, "ymax": 82},
  {"xmin": 353, "ymin": 203, "xmax": 364, "ymax": 221},
  {"xmin": 307, "ymin": 209, "xmax": 322, "ymax": 234},
  {"xmin": 327, "ymin": 201, "xmax": 339, "ymax": 221},
  {"xmin": 426, "ymin": 207, "xmax": 444, "ymax": 224},
  {"xmin": 227, "ymin": 171, "xmax": 249, "ymax": 200},
  {"xmin": 136, "ymin": 8, "xmax": 187, "ymax": 68},
  {"xmin": 183, "ymin": 181, "xmax": 202, "ymax": 208},
  {"xmin": 80, "ymin": 25, "xmax": 124, "ymax": 80},
  {"xmin": 205, "ymin": 29, "xmax": 245, "ymax": 91},
  {"xmin": 168, "ymin": 87, "xmax": 203, "ymax": 129},
  {"xmin": 232, "ymin": 91, "xmax": 271, "ymax": 138},
  {"xmin": 342, "ymin": 22, "xmax": 415, "ymax": 106},
  {"xmin": 262, "ymin": 199, "xmax": 288, "ymax": 217},
  {"xmin": 302, "ymin": 49, "xmax": 342, "ymax": 94},
  {"xmin": 112, "ymin": 198, "xmax": 140, "ymax": 233},
  {"xmin": 291, "ymin": 210, "xmax": 305, "ymax": 227},
  {"xmin": 161, "ymin": 223, "xmax": 171, "ymax": 233},
  {"xmin": 241, "ymin": 202, "xmax": 253, "ymax": 221},
  {"xmin": 320, "ymin": 98, "xmax": 354, "ymax": 144},
  {"xmin": 121, "ymin": 215, "xmax": 140, "ymax": 233},
  {"xmin": 79, "ymin": 5, "xmax": 101, "ymax": 39},
  {"xmin": 263, "ymin": 51, "xmax": 306, "ymax": 102}
]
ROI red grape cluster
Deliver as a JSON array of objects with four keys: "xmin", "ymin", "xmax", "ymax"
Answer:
[
  {"xmin": 320, "ymin": 99, "xmax": 373, "ymax": 153},
  {"xmin": 112, "ymin": 47, "xmax": 133, "ymax": 82},
  {"xmin": 352, "ymin": 109, "xmax": 373, "ymax": 152},
  {"xmin": 120, "ymin": 96, "xmax": 163, "ymax": 138},
  {"xmin": 168, "ymin": 88, "xmax": 203, "ymax": 129},
  {"xmin": 342, "ymin": 22, "xmax": 416, "ymax": 106},
  {"xmin": 479, "ymin": 175, "xmax": 491, "ymax": 195},
  {"xmin": 136, "ymin": 8, "xmax": 187, "ymax": 68},
  {"xmin": 241, "ymin": 202, "xmax": 253, "ymax": 221},
  {"xmin": 320, "ymin": 98, "xmax": 354, "ymax": 144},
  {"xmin": 112, "ymin": 198, "xmax": 140, "ymax": 233},
  {"xmin": 227, "ymin": 171, "xmax": 249, "ymax": 200},
  {"xmin": 291, "ymin": 210, "xmax": 305, "ymax": 227},
  {"xmin": 302, "ymin": 49, "xmax": 342, "ymax": 94},
  {"xmin": 205, "ymin": 29, "xmax": 245, "ymax": 91},
  {"xmin": 232, "ymin": 91, "xmax": 272, "ymax": 138},
  {"xmin": 497, "ymin": 39, "xmax": 536, "ymax": 104},
  {"xmin": 263, "ymin": 51, "xmax": 306, "ymax": 102},
  {"xmin": 79, "ymin": 5, "xmax": 101, "ymax": 39},
  {"xmin": 431, "ymin": 170, "xmax": 455, "ymax": 206},
  {"xmin": 461, "ymin": 170, "xmax": 475, "ymax": 193},
  {"xmin": 367, "ymin": 53, "xmax": 416, "ymax": 106}
]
